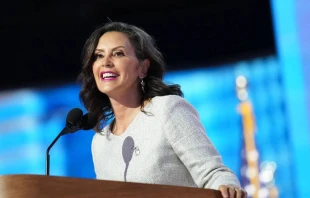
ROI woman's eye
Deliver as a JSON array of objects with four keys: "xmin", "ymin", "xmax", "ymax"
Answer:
[
  {"xmin": 113, "ymin": 51, "xmax": 125, "ymax": 57},
  {"xmin": 94, "ymin": 53, "xmax": 104, "ymax": 60}
]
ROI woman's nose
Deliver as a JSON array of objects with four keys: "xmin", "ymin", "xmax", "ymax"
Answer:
[{"xmin": 101, "ymin": 58, "xmax": 113, "ymax": 68}]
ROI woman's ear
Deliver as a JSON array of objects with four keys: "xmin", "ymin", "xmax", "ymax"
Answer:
[{"xmin": 140, "ymin": 59, "xmax": 150, "ymax": 78}]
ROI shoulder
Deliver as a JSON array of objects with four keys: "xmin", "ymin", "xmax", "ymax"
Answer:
[
  {"xmin": 152, "ymin": 95, "xmax": 197, "ymax": 111},
  {"xmin": 149, "ymin": 95, "xmax": 199, "ymax": 118},
  {"xmin": 151, "ymin": 95, "xmax": 191, "ymax": 107}
]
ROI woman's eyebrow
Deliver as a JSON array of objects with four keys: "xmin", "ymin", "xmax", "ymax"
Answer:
[{"xmin": 95, "ymin": 46, "xmax": 126, "ymax": 52}]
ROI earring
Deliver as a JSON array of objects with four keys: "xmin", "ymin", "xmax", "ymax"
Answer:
[{"xmin": 141, "ymin": 78, "xmax": 145, "ymax": 93}]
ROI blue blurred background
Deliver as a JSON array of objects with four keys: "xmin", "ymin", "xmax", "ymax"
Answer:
[{"xmin": 0, "ymin": 0, "xmax": 309, "ymax": 197}]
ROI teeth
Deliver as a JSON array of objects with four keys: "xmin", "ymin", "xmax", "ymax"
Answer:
[{"xmin": 102, "ymin": 73, "xmax": 118, "ymax": 79}]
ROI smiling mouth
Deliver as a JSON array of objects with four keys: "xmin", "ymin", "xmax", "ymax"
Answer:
[{"xmin": 100, "ymin": 72, "xmax": 119, "ymax": 80}]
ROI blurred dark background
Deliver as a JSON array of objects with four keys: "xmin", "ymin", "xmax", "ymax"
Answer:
[{"xmin": 0, "ymin": 0, "xmax": 275, "ymax": 90}]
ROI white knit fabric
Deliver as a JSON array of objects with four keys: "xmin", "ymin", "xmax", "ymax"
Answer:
[{"xmin": 92, "ymin": 95, "xmax": 240, "ymax": 189}]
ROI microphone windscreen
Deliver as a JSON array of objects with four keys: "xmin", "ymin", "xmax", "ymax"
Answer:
[
  {"xmin": 66, "ymin": 108, "xmax": 83, "ymax": 127},
  {"xmin": 81, "ymin": 112, "xmax": 97, "ymax": 130}
]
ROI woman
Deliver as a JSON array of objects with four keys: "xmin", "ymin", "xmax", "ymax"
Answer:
[{"xmin": 78, "ymin": 21, "xmax": 246, "ymax": 198}]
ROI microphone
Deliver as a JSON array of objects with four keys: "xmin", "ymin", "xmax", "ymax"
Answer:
[
  {"xmin": 45, "ymin": 108, "xmax": 95, "ymax": 176},
  {"xmin": 80, "ymin": 112, "xmax": 97, "ymax": 130},
  {"xmin": 62, "ymin": 108, "xmax": 84, "ymax": 135},
  {"xmin": 60, "ymin": 111, "xmax": 97, "ymax": 135}
]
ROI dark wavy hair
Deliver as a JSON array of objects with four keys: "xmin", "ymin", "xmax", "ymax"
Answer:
[{"xmin": 77, "ymin": 22, "xmax": 183, "ymax": 132}]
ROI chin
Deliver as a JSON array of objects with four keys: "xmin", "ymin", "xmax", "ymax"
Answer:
[
  {"xmin": 99, "ymin": 89, "xmax": 112, "ymax": 95},
  {"xmin": 96, "ymin": 85, "xmax": 109, "ymax": 94}
]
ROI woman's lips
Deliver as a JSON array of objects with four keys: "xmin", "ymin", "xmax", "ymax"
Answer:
[{"xmin": 100, "ymin": 71, "xmax": 119, "ymax": 81}]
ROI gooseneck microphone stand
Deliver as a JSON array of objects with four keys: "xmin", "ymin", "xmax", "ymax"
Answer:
[
  {"xmin": 46, "ymin": 127, "xmax": 70, "ymax": 176},
  {"xmin": 45, "ymin": 110, "xmax": 97, "ymax": 176},
  {"xmin": 45, "ymin": 107, "xmax": 83, "ymax": 176}
]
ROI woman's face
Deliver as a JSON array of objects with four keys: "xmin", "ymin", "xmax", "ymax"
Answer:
[{"xmin": 92, "ymin": 31, "xmax": 148, "ymax": 98}]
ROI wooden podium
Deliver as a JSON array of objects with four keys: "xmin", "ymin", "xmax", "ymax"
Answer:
[{"xmin": 0, "ymin": 174, "xmax": 222, "ymax": 198}]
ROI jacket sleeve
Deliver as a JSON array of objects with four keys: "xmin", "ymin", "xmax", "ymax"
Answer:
[{"xmin": 163, "ymin": 95, "xmax": 241, "ymax": 189}]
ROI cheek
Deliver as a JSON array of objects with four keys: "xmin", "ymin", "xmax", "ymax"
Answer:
[
  {"xmin": 92, "ymin": 62, "xmax": 100, "ymax": 77},
  {"xmin": 124, "ymin": 67, "xmax": 140, "ymax": 82}
]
